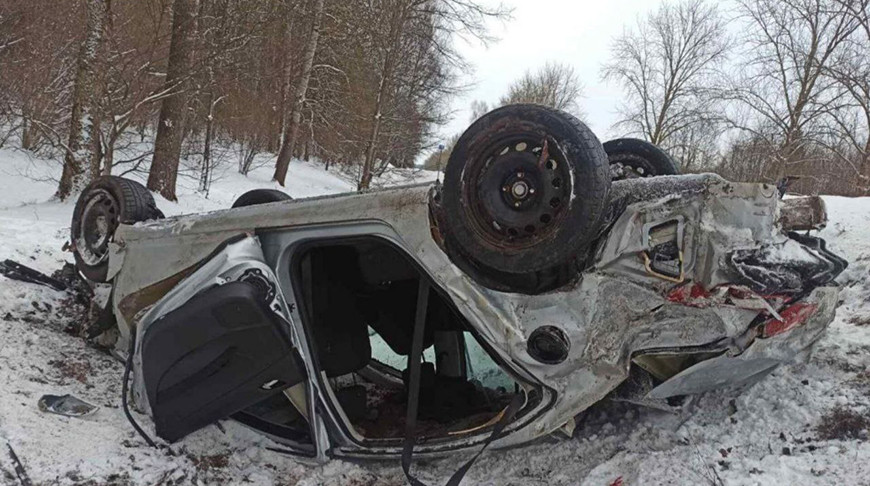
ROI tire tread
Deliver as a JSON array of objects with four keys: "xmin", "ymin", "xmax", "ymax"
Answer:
[
  {"xmin": 440, "ymin": 104, "xmax": 611, "ymax": 289},
  {"xmin": 71, "ymin": 176, "xmax": 162, "ymax": 282}
]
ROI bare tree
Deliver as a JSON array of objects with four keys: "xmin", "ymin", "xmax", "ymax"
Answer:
[
  {"xmin": 500, "ymin": 62, "xmax": 584, "ymax": 118},
  {"xmin": 602, "ymin": 0, "xmax": 728, "ymax": 149},
  {"xmin": 0, "ymin": 0, "xmax": 79, "ymax": 152},
  {"xmin": 357, "ymin": 0, "xmax": 509, "ymax": 190},
  {"xmin": 665, "ymin": 116, "xmax": 720, "ymax": 171},
  {"xmin": 273, "ymin": 0, "xmax": 324, "ymax": 186},
  {"xmin": 56, "ymin": 0, "xmax": 109, "ymax": 200},
  {"xmin": 147, "ymin": 0, "xmax": 199, "ymax": 201},
  {"xmin": 824, "ymin": 0, "xmax": 870, "ymax": 191},
  {"xmin": 190, "ymin": 0, "xmax": 270, "ymax": 193},
  {"xmin": 277, "ymin": 1, "xmax": 296, "ymax": 148},
  {"xmin": 469, "ymin": 99, "xmax": 490, "ymax": 122},
  {"xmin": 358, "ymin": 0, "xmax": 414, "ymax": 191},
  {"xmin": 3, "ymin": 0, "xmax": 505, "ymax": 191},
  {"xmin": 0, "ymin": 7, "xmax": 25, "ymax": 54},
  {"xmin": 95, "ymin": 0, "xmax": 175, "ymax": 176},
  {"xmin": 723, "ymin": 0, "xmax": 862, "ymax": 180}
]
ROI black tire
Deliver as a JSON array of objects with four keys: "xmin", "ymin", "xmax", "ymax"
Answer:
[
  {"xmin": 441, "ymin": 104, "xmax": 611, "ymax": 285},
  {"xmin": 231, "ymin": 189, "xmax": 292, "ymax": 208},
  {"xmin": 603, "ymin": 138, "xmax": 680, "ymax": 180},
  {"xmin": 71, "ymin": 176, "xmax": 162, "ymax": 282}
]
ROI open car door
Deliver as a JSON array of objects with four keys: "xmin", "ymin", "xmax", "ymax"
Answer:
[{"xmin": 136, "ymin": 238, "xmax": 307, "ymax": 443}]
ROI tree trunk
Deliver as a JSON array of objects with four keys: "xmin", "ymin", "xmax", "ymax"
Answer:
[
  {"xmin": 303, "ymin": 127, "xmax": 310, "ymax": 161},
  {"xmin": 200, "ymin": 126, "xmax": 212, "ymax": 193},
  {"xmin": 358, "ymin": 77, "xmax": 385, "ymax": 191},
  {"xmin": 358, "ymin": 3, "xmax": 407, "ymax": 191},
  {"xmin": 147, "ymin": 0, "xmax": 199, "ymax": 201},
  {"xmin": 21, "ymin": 116, "xmax": 34, "ymax": 150},
  {"xmin": 199, "ymin": 94, "xmax": 219, "ymax": 194},
  {"xmin": 103, "ymin": 138, "xmax": 114, "ymax": 175},
  {"xmin": 102, "ymin": 124, "xmax": 119, "ymax": 175},
  {"xmin": 862, "ymin": 137, "xmax": 870, "ymax": 195},
  {"xmin": 305, "ymin": 112, "xmax": 314, "ymax": 161},
  {"xmin": 56, "ymin": 0, "xmax": 109, "ymax": 201},
  {"xmin": 278, "ymin": 14, "xmax": 295, "ymax": 144},
  {"xmin": 273, "ymin": 0, "xmax": 324, "ymax": 186}
]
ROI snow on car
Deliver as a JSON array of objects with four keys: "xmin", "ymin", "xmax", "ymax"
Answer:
[{"xmin": 65, "ymin": 105, "xmax": 846, "ymax": 483}]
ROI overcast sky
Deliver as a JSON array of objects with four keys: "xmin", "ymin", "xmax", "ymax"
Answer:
[{"xmin": 438, "ymin": 0, "xmax": 666, "ymax": 148}]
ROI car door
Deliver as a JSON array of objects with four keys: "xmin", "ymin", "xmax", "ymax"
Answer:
[{"xmin": 135, "ymin": 235, "xmax": 309, "ymax": 444}]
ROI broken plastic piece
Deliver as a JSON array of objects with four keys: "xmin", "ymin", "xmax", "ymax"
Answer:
[
  {"xmin": 762, "ymin": 302, "xmax": 818, "ymax": 338},
  {"xmin": 38, "ymin": 394, "xmax": 99, "ymax": 417},
  {"xmin": 666, "ymin": 282, "xmax": 711, "ymax": 304}
]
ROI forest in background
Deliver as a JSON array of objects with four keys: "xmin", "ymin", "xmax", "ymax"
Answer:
[
  {"xmin": 0, "ymin": 0, "xmax": 507, "ymax": 200},
  {"xmin": 1, "ymin": 0, "xmax": 869, "ymax": 199}
]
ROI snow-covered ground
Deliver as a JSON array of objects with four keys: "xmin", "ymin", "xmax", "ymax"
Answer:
[{"xmin": 0, "ymin": 147, "xmax": 868, "ymax": 485}]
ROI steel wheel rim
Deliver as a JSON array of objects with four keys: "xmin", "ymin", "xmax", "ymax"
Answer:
[
  {"xmin": 609, "ymin": 153, "xmax": 657, "ymax": 180},
  {"xmin": 77, "ymin": 189, "xmax": 120, "ymax": 266},
  {"xmin": 462, "ymin": 134, "xmax": 573, "ymax": 251}
]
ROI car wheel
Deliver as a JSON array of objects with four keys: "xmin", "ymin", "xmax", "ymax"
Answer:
[
  {"xmin": 440, "ymin": 104, "xmax": 611, "ymax": 285},
  {"xmin": 603, "ymin": 138, "xmax": 680, "ymax": 180},
  {"xmin": 231, "ymin": 189, "xmax": 292, "ymax": 208},
  {"xmin": 71, "ymin": 176, "xmax": 162, "ymax": 282}
]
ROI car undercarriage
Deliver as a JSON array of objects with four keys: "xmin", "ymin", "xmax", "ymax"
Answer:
[{"xmin": 63, "ymin": 104, "xmax": 846, "ymax": 484}]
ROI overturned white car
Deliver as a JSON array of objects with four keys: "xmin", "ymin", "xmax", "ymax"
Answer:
[{"xmin": 69, "ymin": 105, "xmax": 846, "ymax": 481}]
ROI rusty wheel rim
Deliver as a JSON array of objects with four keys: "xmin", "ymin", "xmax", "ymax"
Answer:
[{"xmin": 462, "ymin": 134, "xmax": 573, "ymax": 251}]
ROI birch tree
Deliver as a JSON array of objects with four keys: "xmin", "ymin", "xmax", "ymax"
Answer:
[
  {"xmin": 57, "ymin": 0, "xmax": 110, "ymax": 200},
  {"xmin": 273, "ymin": 0, "xmax": 324, "ymax": 186},
  {"xmin": 3, "ymin": 0, "xmax": 508, "ymax": 193}
]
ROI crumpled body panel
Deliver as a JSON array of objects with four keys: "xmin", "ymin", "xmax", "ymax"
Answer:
[{"xmin": 113, "ymin": 174, "xmax": 843, "ymax": 454}]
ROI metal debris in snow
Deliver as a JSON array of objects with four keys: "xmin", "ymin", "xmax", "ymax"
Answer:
[
  {"xmin": 37, "ymin": 394, "xmax": 99, "ymax": 418},
  {"xmin": 0, "ymin": 260, "xmax": 67, "ymax": 292},
  {"xmin": 5, "ymin": 444, "xmax": 33, "ymax": 486}
]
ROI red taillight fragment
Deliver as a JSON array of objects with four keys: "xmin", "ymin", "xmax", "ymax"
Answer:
[
  {"xmin": 762, "ymin": 302, "xmax": 818, "ymax": 337},
  {"xmin": 666, "ymin": 283, "xmax": 710, "ymax": 303}
]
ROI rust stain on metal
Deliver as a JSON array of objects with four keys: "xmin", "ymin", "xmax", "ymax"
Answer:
[
  {"xmin": 537, "ymin": 138, "xmax": 550, "ymax": 169},
  {"xmin": 118, "ymin": 266, "xmax": 195, "ymax": 326}
]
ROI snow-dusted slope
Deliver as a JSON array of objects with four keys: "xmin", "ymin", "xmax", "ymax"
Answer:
[{"xmin": 0, "ymin": 148, "xmax": 868, "ymax": 485}]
